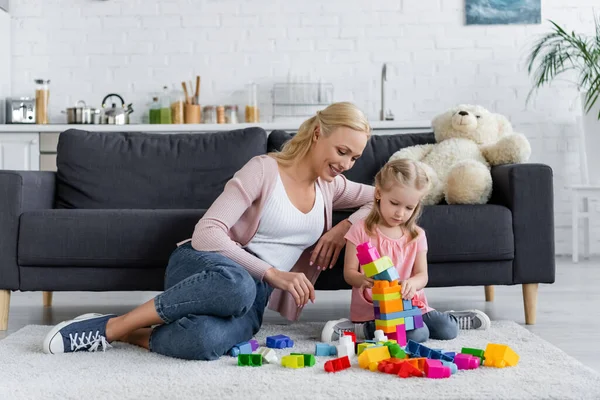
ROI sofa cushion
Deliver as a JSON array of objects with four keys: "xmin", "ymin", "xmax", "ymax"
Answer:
[
  {"xmin": 56, "ymin": 128, "xmax": 268, "ymax": 209},
  {"xmin": 18, "ymin": 209, "xmax": 205, "ymax": 268},
  {"xmin": 268, "ymin": 130, "xmax": 435, "ymax": 185}
]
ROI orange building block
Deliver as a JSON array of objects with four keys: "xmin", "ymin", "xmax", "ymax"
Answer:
[
  {"xmin": 483, "ymin": 343, "xmax": 520, "ymax": 368},
  {"xmin": 378, "ymin": 298, "xmax": 404, "ymax": 313},
  {"xmin": 372, "ymin": 280, "xmax": 401, "ymax": 295},
  {"xmin": 398, "ymin": 361, "xmax": 424, "ymax": 378},
  {"xmin": 358, "ymin": 346, "xmax": 391, "ymax": 370}
]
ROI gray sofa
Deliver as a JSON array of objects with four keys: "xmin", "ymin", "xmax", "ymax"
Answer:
[{"xmin": 0, "ymin": 127, "xmax": 555, "ymax": 330}]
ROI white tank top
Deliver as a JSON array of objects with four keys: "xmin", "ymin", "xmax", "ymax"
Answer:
[{"xmin": 245, "ymin": 173, "xmax": 325, "ymax": 272}]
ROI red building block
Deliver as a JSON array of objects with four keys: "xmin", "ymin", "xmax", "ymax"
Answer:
[
  {"xmin": 377, "ymin": 358, "xmax": 406, "ymax": 374},
  {"xmin": 324, "ymin": 356, "xmax": 351, "ymax": 373},
  {"xmin": 343, "ymin": 331, "xmax": 356, "ymax": 343},
  {"xmin": 398, "ymin": 362, "xmax": 424, "ymax": 378}
]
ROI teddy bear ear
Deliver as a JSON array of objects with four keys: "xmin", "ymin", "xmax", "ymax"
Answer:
[{"xmin": 494, "ymin": 113, "xmax": 513, "ymax": 136}]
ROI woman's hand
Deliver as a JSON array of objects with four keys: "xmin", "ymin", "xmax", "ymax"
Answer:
[
  {"xmin": 264, "ymin": 268, "xmax": 315, "ymax": 307},
  {"xmin": 310, "ymin": 219, "xmax": 352, "ymax": 270},
  {"xmin": 401, "ymin": 278, "xmax": 418, "ymax": 300}
]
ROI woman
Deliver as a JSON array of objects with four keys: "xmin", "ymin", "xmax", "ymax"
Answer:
[{"xmin": 42, "ymin": 101, "xmax": 375, "ymax": 360}]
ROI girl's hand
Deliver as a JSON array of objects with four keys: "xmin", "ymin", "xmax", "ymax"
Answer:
[
  {"xmin": 401, "ymin": 278, "xmax": 417, "ymax": 300},
  {"xmin": 359, "ymin": 276, "xmax": 375, "ymax": 290},
  {"xmin": 264, "ymin": 268, "xmax": 315, "ymax": 307},
  {"xmin": 310, "ymin": 219, "xmax": 352, "ymax": 270}
]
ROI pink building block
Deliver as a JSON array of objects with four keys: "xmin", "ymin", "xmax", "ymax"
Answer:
[
  {"xmin": 356, "ymin": 242, "xmax": 381, "ymax": 265},
  {"xmin": 386, "ymin": 324, "xmax": 407, "ymax": 346},
  {"xmin": 453, "ymin": 353, "xmax": 480, "ymax": 370},
  {"xmin": 424, "ymin": 359, "xmax": 451, "ymax": 379}
]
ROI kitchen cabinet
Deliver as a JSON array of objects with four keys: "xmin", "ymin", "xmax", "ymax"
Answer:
[{"xmin": 0, "ymin": 133, "xmax": 40, "ymax": 170}]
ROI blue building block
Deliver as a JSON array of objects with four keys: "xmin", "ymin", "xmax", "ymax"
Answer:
[
  {"xmin": 372, "ymin": 267, "xmax": 400, "ymax": 281},
  {"xmin": 404, "ymin": 316, "xmax": 414, "ymax": 330},
  {"xmin": 315, "ymin": 343, "xmax": 337, "ymax": 356},
  {"xmin": 228, "ymin": 341, "xmax": 253, "ymax": 357},
  {"xmin": 441, "ymin": 360, "xmax": 458, "ymax": 374},
  {"xmin": 403, "ymin": 299, "xmax": 413, "ymax": 310},
  {"xmin": 405, "ymin": 340, "xmax": 454, "ymax": 362},
  {"xmin": 444, "ymin": 351, "xmax": 456, "ymax": 358},
  {"xmin": 266, "ymin": 334, "xmax": 294, "ymax": 349},
  {"xmin": 377, "ymin": 307, "xmax": 422, "ymax": 320}
]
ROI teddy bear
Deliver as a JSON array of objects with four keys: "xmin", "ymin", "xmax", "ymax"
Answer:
[{"xmin": 389, "ymin": 104, "xmax": 531, "ymax": 205}]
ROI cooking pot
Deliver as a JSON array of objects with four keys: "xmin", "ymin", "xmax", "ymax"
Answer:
[
  {"xmin": 101, "ymin": 93, "xmax": 134, "ymax": 125},
  {"xmin": 63, "ymin": 100, "xmax": 100, "ymax": 124}
]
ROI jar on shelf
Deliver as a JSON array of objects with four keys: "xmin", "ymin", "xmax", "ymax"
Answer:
[
  {"xmin": 203, "ymin": 106, "xmax": 217, "ymax": 124},
  {"xmin": 224, "ymin": 105, "xmax": 239, "ymax": 124},
  {"xmin": 170, "ymin": 90, "xmax": 185, "ymax": 124},
  {"xmin": 159, "ymin": 86, "xmax": 172, "ymax": 124},
  {"xmin": 216, "ymin": 105, "xmax": 225, "ymax": 124},
  {"xmin": 245, "ymin": 82, "xmax": 259, "ymax": 123},
  {"xmin": 149, "ymin": 97, "xmax": 161, "ymax": 124},
  {"xmin": 35, "ymin": 79, "xmax": 50, "ymax": 124}
]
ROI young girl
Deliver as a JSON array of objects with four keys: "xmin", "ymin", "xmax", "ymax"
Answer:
[{"xmin": 321, "ymin": 158, "xmax": 490, "ymax": 343}]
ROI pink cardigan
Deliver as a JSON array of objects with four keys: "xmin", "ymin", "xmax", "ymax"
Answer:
[{"xmin": 182, "ymin": 154, "xmax": 374, "ymax": 321}]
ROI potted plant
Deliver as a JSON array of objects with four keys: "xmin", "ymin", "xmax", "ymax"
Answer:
[{"xmin": 526, "ymin": 16, "xmax": 600, "ymax": 181}]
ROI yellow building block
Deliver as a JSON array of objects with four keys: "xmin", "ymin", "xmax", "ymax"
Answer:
[
  {"xmin": 357, "ymin": 342, "xmax": 376, "ymax": 356},
  {"xmin": 483, "ymin": 343, "xmax": 519, "ymax": 368},
  {"xmin": 281, "ymin": 355, "xmax": 304, "ymax": 369},
  {"xmin": 372, "ymin": 280, "xmax": 401, "ymax": 294},
  {"xmin": 375, "ymin": 323, "xmax": 401, "ymax": 334},
  {"xmin": 372, "ymin": 292, "xmax": 401, "ymax": 301},
  {"xmin": 358, "ymin": 346, "xmax": 391, "ymax": 369},
  {"xmin": 375, "ymin": 317, "xmax": 405, "ymax": 327},
  {"xmin": 363, "ymin": 256, "xmax": 394, "ymax": 278}
]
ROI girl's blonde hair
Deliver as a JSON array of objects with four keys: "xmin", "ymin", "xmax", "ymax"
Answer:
[
  {"xmin": 364, "ymin": 158, "xmax": 430, "ymax": 241},
  {"xmin": 270, "ymin": 102, "xmax": 371, "ymax": 164}
]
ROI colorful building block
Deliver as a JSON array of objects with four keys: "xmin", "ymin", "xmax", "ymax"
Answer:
[
  {"xmin": 256, "ymin": 347, "xmax": 278, "ymax": 364},
  {"xmin": 377, "ymin": 358, "xmax": 407, "ymax": 374},
  {"xmin": 315, "ymin": 343, "xmax": 337, "ymax": 356},
  {"xmin": 441, "ymin": 360, "xmax": 458, "ymax": 374},
  {"xmin": 238, "ymin": 353, "xmax": 262, "ymax": 367},
  {"xmin": 387, "ymin": 324, "xmax": 407, "ymax": 346},
  {"xmin": 483, "ymin": 344, "xmax": 520, "ymax": 368},
  {"xmin": 363, "ymin": 256, "xmax": 394, "ymax": 278},
  {"xmin": 336, "ymin": 336, "xmax": 355, "ymax": 357},
  {"xmin": 356, "ymin": 242, "xmax": 381, "ymax": 265},
  {"xmin": 372, "ymin": 267, "xmax": 400, "ymax": 282},
  {"xmin": 453, "ymin": 353, "xmax": 480, "ymax": 370},
  {"xmin": 403, "ymin": 299, "xmax": 413, "ymax": 310},
  {"xmin": 413, "ymin": 313, "xmax": 424, "ymax": 329},
  {"xmin": 290, "ymin": 353, "xmax": 316, "ymax": 367},
  {"xmin": 384, "ymin": 342, "xmax": 406, "ymax": 359},
  {"xmin": 249, "ymin": 339, "xmax": 259, "ymax": 351},
  {"xmin": 266, "ymin": 334, "xmax": 294, "ymax": 349},
  {"xmin": 357, "ymin": 342, "xmax": 376, "ymax": 356},
  {"xmin": 398, "ymin": 361, "xmax": 424, "ymax": 378},
  {"xmin": 358, "ymin": 346, "xmax": 391, "ymax": 369},
  {"xmin": 377, "ymin": 308, "xmax": 421, "ymax": 320},
  {"xmin": 404, "ymin": 316, "xmax": 414, "ymax": 330},
  {"xmin": 324, "ymin": 356, "xmax": 351, "ymax": 373},
  {"xmin": 424, "ymin": 359, "xmax": 451, "ymax": 378},
  {"xmin": 342, "ymin": 331, "xmax": 356, "ymax": 343},
  {"xmin": 228, "ymin": 341, "xmax": 253, "ymax": 357},
  {"xmin": 373, "ymin": 330, "xmax": 388, "ymax": 343},
  {"xmin": 373, "ymin": 298, "xmax": 404, "ymax": 313},
  {"xmin": 281, "ymin": 355, "xmax": 304, "ymax": 369},
  {"xmin": 406, "ymin": 340, "xmax": 454, "ymax": 362},
  {"xmin": 375, "ymin": 317, "xmax": 405, "ymax": 328},
  {"xmin": 461, "ymin": 347, "xmax": 485, "ymax": 364},
  {"xmin": 372, "ymin": 292, "xmax": 402, "ymax": 301}
]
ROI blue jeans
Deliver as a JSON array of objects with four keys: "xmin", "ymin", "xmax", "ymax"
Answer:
[
  {"xmin": 365, "ymin": 310, "xmax": 459, "ymax": 343},
  {"xmin": 149, "ymin": 243, "xmax": 272, "ymax": 360}
]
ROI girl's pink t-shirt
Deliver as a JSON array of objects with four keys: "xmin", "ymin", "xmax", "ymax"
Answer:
[{"xmin": 344, "ymin": 219, "xmax": 433, "ymax": 322}]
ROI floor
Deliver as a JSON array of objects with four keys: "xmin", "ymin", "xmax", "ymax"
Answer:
[{"xmin": 1, "ymin": 256, "xmax": 597, "ymax": 372}]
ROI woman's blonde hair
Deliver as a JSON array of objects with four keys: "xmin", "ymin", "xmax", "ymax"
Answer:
[
  {"xmin": 270, "ymin": 102, "xmax": 371, "ymax": 164},
  {"xmin": 364, "ymin": 158, "xmax": 430, "ymax": 241}
]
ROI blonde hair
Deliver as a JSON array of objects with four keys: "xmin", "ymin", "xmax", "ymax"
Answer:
[
  {"xmin": 364, "ymin": 158, "xmax": 430, "ymax": 241},
  {"xmin": 270, "ymin": 102, "xmax": 371, "ymax": 165}
]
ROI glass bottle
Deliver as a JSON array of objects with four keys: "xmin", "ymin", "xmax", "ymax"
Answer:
[
  {"xmin": 203, "ymin": 106, "xmax": 217, "ymax": 124},
  {"xmin": 149, "ymin": 96, "xmax": 161, "ymax": 124},
  {"xmin": 245, "ymin": 82, "xmax": 259, "ymax": 123},
  {"xmin": 170, "ymin": 90, "xmax": 185, "ymax": 124},
  {"xmin": 35, "ymin": 79, "xmax": 50, "ymax": 124},
  {"xmin": 224, "ymin": 105, "xmax": 239, "ymax": 124},
  {"xmin": 159, "ymin": 86, "xmax": 172, "ymax": 124}
]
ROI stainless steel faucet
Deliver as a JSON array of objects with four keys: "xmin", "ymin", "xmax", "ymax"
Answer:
[{"xmin": 380, "ymin": 63, "xmax": 394, "ymax": 121}]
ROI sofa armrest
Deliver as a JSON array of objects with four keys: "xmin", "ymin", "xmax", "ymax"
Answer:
[
  {"xmin": 490, "ymin": 163, "xmax": 555, "ymax": 284},
  {"xmin": 0, "ymin": 171, "xmax": 55, "ymax": 289}
]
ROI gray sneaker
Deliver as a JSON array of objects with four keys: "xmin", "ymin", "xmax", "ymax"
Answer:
[
  {"xmin": 321, "ymin": 318, "xmax": 361, "ymax": 342},
  {"xmin": 447, "ymin": 309, "xmax": 491, "ymax": 330}
]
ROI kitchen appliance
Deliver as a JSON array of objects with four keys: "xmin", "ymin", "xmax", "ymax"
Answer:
[
  {"xmin": 5, "ymin": 97, "xmax": 36, "ymax": 124},
  {"xmin": 63, "ymin": 100, "xmax": 100, "ymax": 124},
  {"xmin": 101, "ymin": 93, "xmax": 133, "ymax": 125}
]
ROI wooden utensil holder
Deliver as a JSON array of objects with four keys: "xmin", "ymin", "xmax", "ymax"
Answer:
[{"xmin": 184, "ymin": 104, "xmax": 201, "ymax": 124}]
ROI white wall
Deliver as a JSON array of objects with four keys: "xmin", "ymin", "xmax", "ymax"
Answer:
[
  {"xmin": 8, "ymin": 0, "xmax": 600, "ymax": 255},
  {"xmin": 0, "ymin": 8, "xmax": 9, "ymax": 123}
]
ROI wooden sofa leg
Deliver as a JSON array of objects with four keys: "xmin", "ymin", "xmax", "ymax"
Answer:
[
  {"xmin": 522, "ymin": 283, "xmax": 538, "ymax": 325},
  {"xmin": 0, "ymin": 290, "xmax": 11, "ymax": 331},
  {"xmin": 43, "ymin": 291, "xmax": 53, "ymax": 307},
  {"xmin": 484, "ymin": 285, "xmax": 495, "ymax": 302}
]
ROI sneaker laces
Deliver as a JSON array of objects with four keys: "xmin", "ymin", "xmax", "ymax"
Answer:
[
  {"xmin": 69, "ymin": 331, "xmax": 112, "ymax": 352},
  {"xmin": 457, "ymin": 316, "xmax": 473, "ymax": 330}
]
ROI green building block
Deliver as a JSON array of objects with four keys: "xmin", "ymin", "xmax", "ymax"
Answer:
[
  {"xmin": 238, "ymin": 353, "xmax": 263, "ymax": 367},
  {"xmin": 461, "ymin": 347, "xmax": 485, "ymax": 364},
  {"xmin": 384, "ymin": 342, "xmax": 406, "ymax": 359},
  {"xmin": 290, "ymin": 353, "xmax": 316, "ymax": 367}
]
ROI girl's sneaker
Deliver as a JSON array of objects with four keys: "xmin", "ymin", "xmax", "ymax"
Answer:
[
  {"xmin": 447, "ymin": 309, "xmax": 491, "ymax": 330},
  {"xmin": 321, "ymin": 318, "xmax": 367, "ymax": 342},
  {"xmin": 43, "ymin": 313, "xmax": 116, "ymax": 354}
]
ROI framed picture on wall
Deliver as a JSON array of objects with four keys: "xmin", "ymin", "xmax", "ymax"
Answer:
[{"xmin": 466, "ymin": 0, "xmax": 541, "ymax": 25}]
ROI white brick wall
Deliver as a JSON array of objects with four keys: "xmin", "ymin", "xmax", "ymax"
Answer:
[{"xmin": 8, "ymin": 0, "xmax": 600, "ymax": 255}]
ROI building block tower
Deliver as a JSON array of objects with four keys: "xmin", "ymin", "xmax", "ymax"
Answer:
[{"xmin": 356, "ymin": 242, "xmax": 424, "ymax": 346}]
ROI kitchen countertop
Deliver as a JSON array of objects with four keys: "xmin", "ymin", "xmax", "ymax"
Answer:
[{"xmin": 0, "ymin": 120, "xmax": 432, "ymax": 133}]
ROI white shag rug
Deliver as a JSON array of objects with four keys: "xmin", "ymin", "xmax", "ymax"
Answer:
[{"xmin": 0, "ymin": 321, "xmax": 598, "ymax": 400}]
